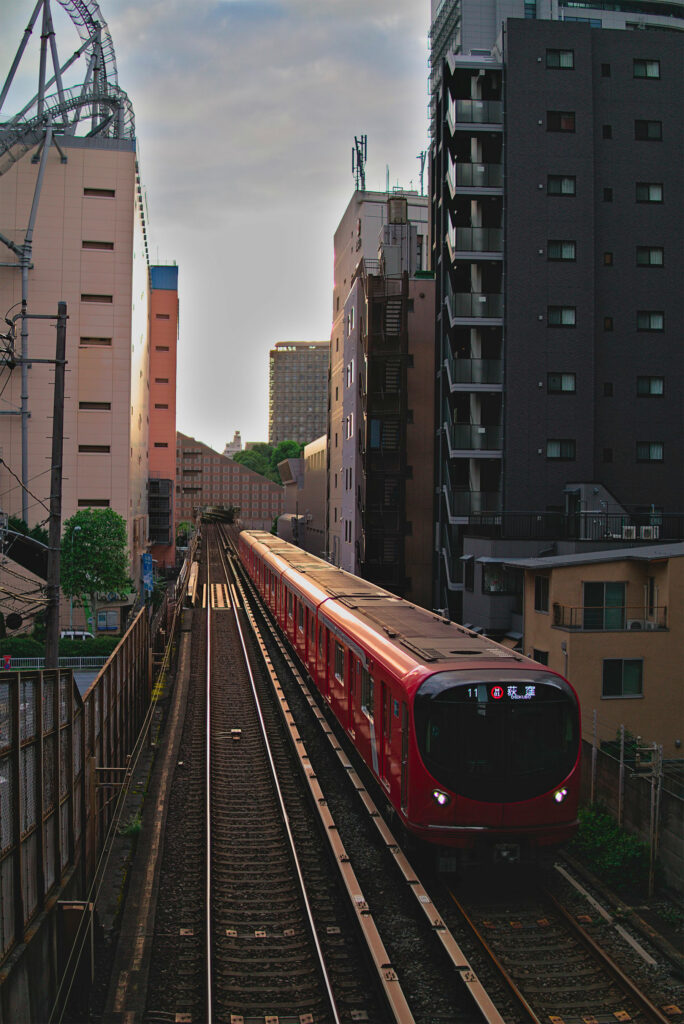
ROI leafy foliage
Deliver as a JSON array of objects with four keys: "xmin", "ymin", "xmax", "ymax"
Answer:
[
  {"xmin": 570, "ymin": 804, "xmax": 649, "ymax": 892},
  {"xmin": 233, "ymin": 440, "xmax": 303, "ymax": 484},
  {"xmin": 61, "ymin": 508, "xmax": 132, "ymax": 599}
]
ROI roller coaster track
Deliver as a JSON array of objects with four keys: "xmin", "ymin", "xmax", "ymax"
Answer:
[{"xmin": 0, "ymin": 0, "xmax": 135, "ymax": 180}]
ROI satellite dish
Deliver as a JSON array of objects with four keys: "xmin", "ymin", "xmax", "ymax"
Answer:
[{"xmin": 6, "ymin": 613, "xmax": 22, "ymax": 630}]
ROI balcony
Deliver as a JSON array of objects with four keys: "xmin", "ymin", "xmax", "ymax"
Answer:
[
  {"xmin": 454, "ymin": 162, "xmax": 503, "ymax": 189},
  {"xmin": 447, "ymin": 223, "xmax": 503, "ymax": 258},
  {"xmin": 445, "ymin": 351, "xmax": 502, "ymax": 389},
  {"xmin": 445, "ymin": 287, "xmax": 503, "ymax": 325},
  {"xmin": 444, "ymin": 419, "xmax": 502, "ymax": 454},
  {"xmin": 552, "ymin": 604, "xmax": 668, "ymax": 632},
  {"xmin": 448, "ymin": 97, "xmax": 503, "ymax": 133}
]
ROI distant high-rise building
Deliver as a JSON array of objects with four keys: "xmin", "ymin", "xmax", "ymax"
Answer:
[
  {"xmin": 329, "ymin": 191, "xmax": 435, "ymax": 607},
  {"xmin": 149, "ymin": 265, "xmax": 179, "ymax": 570},
  {"xmin": 430, "ymin": 0, "xmax": 684, "ymax": 626},
  {"xmin": 223, "ymin": 431, "xmax": 243, "ymax": 458},
  {"xmin": 268, "ymin": 342, "xmax": 329, "ymax": 445}
]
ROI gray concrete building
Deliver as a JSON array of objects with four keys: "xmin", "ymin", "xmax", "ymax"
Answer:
[
  {"xmin": 430, "ymin": 1, "xmax": 684, "ymax": 628},
  {"xmin": 268, "ymin": 341, "xmax": 329, "ymax": 446}
]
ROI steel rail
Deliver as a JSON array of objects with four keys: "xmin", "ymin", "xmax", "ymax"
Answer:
[
  {"xmin": 205, "ymin": 544, "xmax": 213, "ymax": 1024},
  {"xmin": 215, "ymin": 534, "xmax": 344, "ymax": 1024}
]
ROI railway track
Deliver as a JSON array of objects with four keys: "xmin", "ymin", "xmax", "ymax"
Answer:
[
  {"xmin": 443, "ymin": 864, "xmax": 682, "ymax": 1024},
  {"xmin": 146, "ymin": 526, "xmax": 414, "ymax": 1022}
]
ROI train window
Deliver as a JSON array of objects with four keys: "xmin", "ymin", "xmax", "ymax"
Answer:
[
  {"xmin": 318, "ymin": 626, "xmax": 325, "ymax": 659},
  {"xmin": 334, "ymin": 643, "xmax": 344, "ymax": 682},
  {"xmin": 309, "ymin": 614, "xmax": 315, "ymax": 648},
  {"xmin": 297, "ymin": 603, "xmax": 304, "ymax": 633},
  {"xmin": 361, "ymin": 669, "xmax": 374, "ymax": 719},
  {"xmin": 287, "ymin": 591, "xmax": 293, "ymax": 620}
]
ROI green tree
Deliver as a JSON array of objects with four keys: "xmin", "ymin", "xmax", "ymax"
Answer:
[
  {"xmin": 61, "ymin": 509, "xmax": 132, "ymax": 630},
  {"xmin": 270, "ymin": 440, "xmax": 304, "ymax": 481},
  {"xmin": 233, "ymin": 445, "xmax": 272, "ymax": 478}
]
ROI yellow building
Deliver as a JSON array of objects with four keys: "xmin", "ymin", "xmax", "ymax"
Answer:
[{"xmin": 506, "ymin": 544, "xmax": 684, "ymax": 758}]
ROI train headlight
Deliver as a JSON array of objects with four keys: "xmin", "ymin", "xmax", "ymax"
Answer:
[
  {"xmin": 553, "ymin": 788, "xmax": 568, "ymax": 804},
  {"xmin": 432, "ymin": 788, "xmax": 451, "ymax": 807}
]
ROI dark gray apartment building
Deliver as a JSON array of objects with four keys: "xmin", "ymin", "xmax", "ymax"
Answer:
[
  {"xmin": 268, "ymin": 341, "xmax": 329, "ymax": 446},
  {"xmin": 430, "ymin": 3, "xmax": 684, "ymax": 625}
]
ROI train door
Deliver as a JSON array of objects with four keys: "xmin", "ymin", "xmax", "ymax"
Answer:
[
  {"xmin": 307, "ymin": 612, "xmax": 316, "ymax": 675},
  {"xmin": 400, "ymin": 702, "xmax": 409, "ymax": 814},
  {"xmin": 296, "ymin": 600, "xmax": 305, "ymax": 657},
  {"xmin": 349, "ymin": 656, "xmax": 362, "ymax": 739},
  {"xmin": 380, "ymin": 682, "xmax": 391, "ymax": 790},
  {"xmin": 317, "ymin": 624, "xmax": 328, "ymax": 697}
]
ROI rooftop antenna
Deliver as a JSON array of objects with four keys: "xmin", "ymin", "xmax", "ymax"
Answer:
[
  {"xmin": 352, "ymin": 134, "xmax": 367, "ymax": 190},
  {"xmin": 417, "ymin": 150, "xmax": 427, "ymax": 196}
]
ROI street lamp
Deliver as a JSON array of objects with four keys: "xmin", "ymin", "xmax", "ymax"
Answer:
[{"xmin": 69, "ymin": 525, "xmax": 82, "ymax": 629}]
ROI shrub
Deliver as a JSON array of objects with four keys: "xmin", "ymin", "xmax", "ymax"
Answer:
[{"xmin": 571, "ymin": 804, "xmax": 649, "ymax": 892}]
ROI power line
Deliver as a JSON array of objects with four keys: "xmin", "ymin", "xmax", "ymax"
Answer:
[{"xmin": 0, "ymin": 456, "xmax": 50, "ymax": 513}]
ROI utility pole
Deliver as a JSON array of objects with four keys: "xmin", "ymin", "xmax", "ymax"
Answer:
[{"xmin": 44, "ymin": 301, "xmax": 67, "ymax": 667}]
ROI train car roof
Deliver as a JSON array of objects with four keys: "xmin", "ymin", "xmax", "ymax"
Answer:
[{"xmin": 242, "ymin": 531, "xmax": 527, "ymax": 672}]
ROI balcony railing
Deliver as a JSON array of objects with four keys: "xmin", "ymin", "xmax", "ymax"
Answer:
[
  {"xmin": 448, "ymin": 97, "xmax": 503, "ymax": 128},
  {"xmin": 446, "ymin": 287, "xmax": 503, "ymax": 320},
  {"xmin": 445, "ymin": 419, "xmax": 502, "ymax": 452},
  {"xmin": 445, "ymin": 350, "xmax": 503, "ymax": 387},
  {"xmin": 455, "ymin": 162, "xmax": 503, "ymax": 188},
  {"xmin": 552, "ymin": 604, "xmax": 668, "ymax": 632},
  {"xmin": 465, "ymin": 511, "xmax": 684, "ymax": 542},
  {"xmin": 447, "ymin": 223, "xmax": 503, "ymax": 254}
]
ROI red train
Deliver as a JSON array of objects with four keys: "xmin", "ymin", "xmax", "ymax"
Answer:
[{"xmin": 239, "ymin": 531, "xmax": 581, "ymax": 862}]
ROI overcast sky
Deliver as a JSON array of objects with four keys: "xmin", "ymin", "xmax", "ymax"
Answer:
[{"xmin": 3, "ymin": 1, "xmax": 430, "ymax": 451}]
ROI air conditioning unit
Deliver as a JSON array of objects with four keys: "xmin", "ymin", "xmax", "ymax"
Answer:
[
  {"xmin": 622, "ymin": 525, "xmax": 637, "ymax": 539},
  {"xmin": 626, "ymin": 619, "xmax": 643, "ymax": 630},
  {"xmin": 644, "ymin": 620, "xmax": 658, "ymax": 631},
  {"xmin": 640, "ymin": 526, "xmax": 657, "ymax": 539}
]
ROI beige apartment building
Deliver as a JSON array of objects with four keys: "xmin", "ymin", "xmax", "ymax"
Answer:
[
  {"xmin": 510, "ymin": 544, "xmax": 684, "ymax": 758},
  {"xmin": 0, "ymin": 136, "xmax": 149, "ymax": 601}
]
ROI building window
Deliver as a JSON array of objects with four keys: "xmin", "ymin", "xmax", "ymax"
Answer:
[
  {"xmin": 548, "ymin": 373, "xmax": 576, "ymax": 394},
  {"xmin": 602, "ymin": 124, "xmax": 612, "ymax": 139},
  {"xmin": 603, "ymin": 448, "xmax": 613, "ymax": 463},
  {"xmin": 602, "ymin": 659, "xmax": 643, "ymax": 698},
  {"xmin": 603, "ymin": 382, "xmax": 613, "ymax": 397},
  {"xmin": 533, "ymin": 649, "xmax": 549, "ymax": 666},
  {"xmin": 633, "ymin": 59, "xmax": 660, "ymax": 79},
  {"xmin": 548, "ymin": 175, "xmax": 576, "ymax": 196},
  {"xmin": 154, "ymin": 442, "xmax": 169, "ymax": 447},
  {"xmin": 154, "ymin": 403, "xmax": 169, "ymax": 409},
  {"xmin": 482, "ymin": 564, "xmax": 522, "ymax": 596},
  {"xmin": 603, "ymin": 252, "xmax": 613, "ymax": 266},
  {"xmin": 83, "ymin": 187, "xmax": 115, "ymax": 198},
  {"xmin": 156, "ymin": 345, "xmax": 170, "ymax": 352},
  {"xmin": 637, "ymin": 376, "xmax": 664, "ymax": 396},
  {"xmin": 548, "ymin": 306, "xmax": 576, "ymax": 327},
  {"xmin": 604, "ymin": 316, "xmax": 614, "ymax": 332},
  {"xmin": 601, "ymin": 63, "xmax": 611, "ymax": 77},
  {"xmin": 78, "ymin": 444, "xmax": 110, "ymax": 453},
  {"xmin": 636, "ymin": 182, "xmax": 663, "ymax": 203},
  {"xmin": 81, "ymin": 293, "xmax": 113, "ymax": 303},
  {"xmin": 82, "ymin": 240, "xmax": 114, "ymax": 250},
  {"xmin": 546, "ymin": 48, "xmax": 574, "ymax": 69},
  {"xmin": 547, "ymin": 110, "xmax": 575, "ymax": 132},
  {"xmin": 637, "ymin": 311, "xmax": 664, "ymax": 332},
  {"xmin": 546, "ymin": 439, "xmax": 576, "ymax": 460},
  {"xmin": 79, "ymin": 401, "xmax": 111, "ymax": 411},
  {"xmin": 603, "ymin": 187, "xmax": 613, "ymax": 202},
  {"xmin": 636, "ymin": 247, "xmax": 664, "ymax": 267},
  {"xmin": 583, "ymin": 581, "xmax": 625, "ymax": 630},
  {"xmin": 534, "ymin": 575, "xmax": 549, "ymax": 612},
  {"xmin": 637, "ymin": 442, "xmax": 664, "ymax": 462},
  {"xmin": 635, "ymin": 120, "xmax": 662, "ymax": 141},
  {"xmin": 547, "ymin": 240, "xmax": 576, "ymax": 261},
  {"xmin": 78, "ymin": 498, "xmax": 110, "ymax": 507},
  {"xmin": 80, "ymin": 336, "xmax": 111, "ymax": 346}
]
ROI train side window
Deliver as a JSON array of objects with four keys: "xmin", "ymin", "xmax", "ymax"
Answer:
[
  {"xmin": 334, "ymin": 642, "xmax": 344, "ymax": 682},
  {"xmin": 297, "ymin": 603, "xmax": 304, "ymax": 633},
  {"xmin": 309, "ymin": 614, "xmax": 315, "ymax": 648},
  {"xmin": 287, "ymin": 590, "xmax": 293, "ymax": 620},
  {"xmin": 318, "ymin": 625, "xmax": 324, "ymax": 659},
  {"xmin": 361, "ymin": 668, "xmax": 374, "ymax": 719}
]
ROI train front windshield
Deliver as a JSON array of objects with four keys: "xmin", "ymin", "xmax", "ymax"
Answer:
[{"xmin": 414, "ymin": 670, "xmax": 579, "ymax": 803}]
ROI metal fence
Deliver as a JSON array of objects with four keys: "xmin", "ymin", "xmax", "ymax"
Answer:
[
  {"xmin": 2, "ymin": 657, "xmax": 109, "ymax": 671},
  {"xmin": 0, "ymin": 608, "xmax": 150, "ymax": 967}
]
